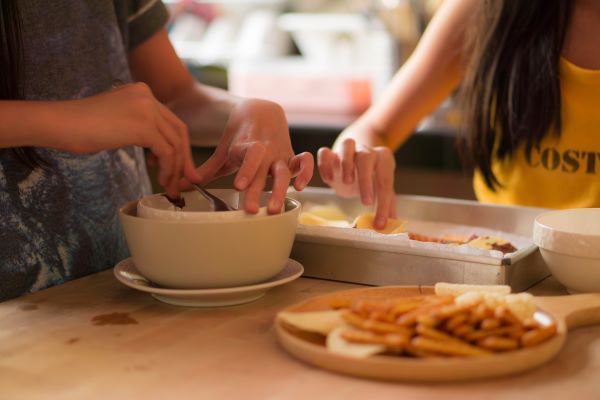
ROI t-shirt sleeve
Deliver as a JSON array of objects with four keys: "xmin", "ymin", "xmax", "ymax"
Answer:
[{"xmin": 122, "ymin": 0, "xmax": 169, "ymax": 50}]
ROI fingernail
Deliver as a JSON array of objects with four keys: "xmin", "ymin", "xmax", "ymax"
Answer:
[
  {"xmin": 269, "ymin": 200, "xmax": 281, "ymax": 212},
  {"xmin": 363, "ymin": 194, "xmax": 373, "ymax": 205},
  {"xmin": 236, "ymin": 177, "xmax": 248, "ymax": 189},
  {"xmin": 375, "ymin": 217, "xmax": 386, "ymax": 229}
]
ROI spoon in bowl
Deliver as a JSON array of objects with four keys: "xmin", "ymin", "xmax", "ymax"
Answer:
[{"xmin": 192, "ymin": 184, "xmax": 237, "ymax": 212}]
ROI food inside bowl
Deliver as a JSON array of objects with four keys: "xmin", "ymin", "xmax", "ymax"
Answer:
[
  {"xmin": 298, "ymin": 204, "xmax": 518, "ymax": 254},
  {"xmin": 137, "ymin": 190, "xmax": 269, "ymax": 221},
  {"xmin": 162, "ymin": 194, "xmax": 186, "ymax": 209},
  {"xmin": 277, "ymin": 283, "xmax": 556, "ymax": 358}
]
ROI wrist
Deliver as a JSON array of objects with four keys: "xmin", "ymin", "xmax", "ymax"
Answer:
[
  {"xmin": 334, "ymin": 118, "xmax": 387, "ymax": 151},
  {"xmin": 228, "ymin": 98, "xmax": 287, "ymax": 133}
]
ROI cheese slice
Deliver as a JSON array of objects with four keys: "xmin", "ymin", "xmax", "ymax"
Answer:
[
  {"xmin": 298, "ymin": 212, "xmax": 352, "ymax": 228},
  {"xmin": 436, "ymin": 283, "xmax": 536, "ymax": 322},
  {"xmin": 326, "ymin": 326, "xmax": 386, "ymax": 358},
  {"xmin": 305, "ymin": 205, "xmax": 349, "ymax": 221},
  {"xmin": 353, "ymin": 212, "xmax": 405, "ymax": 234},
  {"xmin": 277, "ymin": 310, "xmax": 346, "ymax": 335},
  {"xmin": 454, "ymin": 291, "xmax": 536, "ymax": 322},
  {"xmin": 434, "ymin": 282, "xmax": 511, "ymax": 297},
  {"xmin": 467, "ymin": 236, "xmax": 514, "ymax": 251}
]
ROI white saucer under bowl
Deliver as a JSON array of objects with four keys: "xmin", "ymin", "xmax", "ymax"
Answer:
[{"xmin": 113, "ymin": 258, "xmax": 304, "ymax": 307}]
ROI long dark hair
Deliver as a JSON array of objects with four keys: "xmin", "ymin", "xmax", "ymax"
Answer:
[
  {"xmin": 459, "ymin": 0, "xmax": 574, "ymax": 190},
  {"xmin": 0, "ymin": 0, "xmax": 46, "ymax": 169}
]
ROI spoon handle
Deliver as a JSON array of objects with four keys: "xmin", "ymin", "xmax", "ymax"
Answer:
[{"xmin": 192, "ymin": 184, "xmax": 236, "ymax": 212}]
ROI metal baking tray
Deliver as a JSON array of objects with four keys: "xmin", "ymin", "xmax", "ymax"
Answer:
[{"xmin": 287, "ymin": 187, "xmax": 550, "ymax": 291}]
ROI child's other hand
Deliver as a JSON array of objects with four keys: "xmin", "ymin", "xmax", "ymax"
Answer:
[
  {"xmin": 317, "ymin": 137, "xmax": 396, "ymax": 230},
  {"xmin": 55, "ymin": 82, "xmax": 200, "ymax": 199},
  {"xmin": 187, "ymin": 99, "xmax": 314, "ymax": 214}
]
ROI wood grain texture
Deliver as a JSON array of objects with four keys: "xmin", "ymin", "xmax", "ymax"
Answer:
[{"xmin": 1, "ymin": 272, "xmax": 600, "ymax": 400}]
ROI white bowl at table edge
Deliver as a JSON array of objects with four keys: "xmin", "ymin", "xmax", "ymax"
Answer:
[{"xmin": 533, "ymin": 208, "xmax": 600, "ymax": 293}]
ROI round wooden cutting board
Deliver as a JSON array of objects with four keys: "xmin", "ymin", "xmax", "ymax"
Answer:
[{"xmin": 275, "ymin": 286, "xmax": 600, "ymax": 382}]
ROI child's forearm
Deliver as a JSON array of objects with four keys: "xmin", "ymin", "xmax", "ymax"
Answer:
[
  {"xmin": 0, "ymin": 100, "xmax": 65, "ymax": 149},
  {"xmin": 340, "ymin": 0, "xmax": 477, "ymax": 150}
]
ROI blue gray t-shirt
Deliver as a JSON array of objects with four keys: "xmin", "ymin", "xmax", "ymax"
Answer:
[{"xmin": 0, "ymin": 0, "xmax": 169, "ymax": 301}]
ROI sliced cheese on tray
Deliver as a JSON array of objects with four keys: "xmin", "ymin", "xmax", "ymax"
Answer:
[
  {"xmin": 467, "ymin": 236, "xmax": 518, "ymax": 253},
  {"xmin": 298, "ymin": 212, "xmax": 352, "ymax": 228},
  {"xmin": 277, "ymin": 310, "xmax": 345, "ymax": 335},
  {"xmin": 353, "ymin": 212, "xmax": 406, "ymax": 234},
  {"xmin": 305, "ymin": 205, "xmax": 349, "ymax": 221}
]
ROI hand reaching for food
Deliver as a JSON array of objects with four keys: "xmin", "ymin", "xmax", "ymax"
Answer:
[
  {"xmin": 182, "ymin": 99, "xmax": 314, "ymax": 215},
  {"xmin": 318, "ymin": 135, "xmax": 396, "ymax": 229}
]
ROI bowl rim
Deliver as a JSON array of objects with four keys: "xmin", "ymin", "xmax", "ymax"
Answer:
[
  {"xmin": 539, "ymin": 247, "xmax": 600, "ymax": 260},
  {"xmin": 534, "ymin": 208, "xmax": 600, "ymax": 240},
  {"xmin": 138, "ymin": 190, "xmax": 269, "ymax": 216},
  {"xmin": 120, "ymin": 196, "xmax": 301, "ymax": 225}
]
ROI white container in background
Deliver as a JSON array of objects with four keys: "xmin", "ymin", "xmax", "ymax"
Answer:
[
  {"xmin": 234, "ymin": 10, "xmax": 291, "ymax": 60},
  {"xmin": 228, "ymin": 57, "xmax": 372, "ymax": 126}
]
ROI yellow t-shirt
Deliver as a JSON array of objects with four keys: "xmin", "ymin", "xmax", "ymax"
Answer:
[{"xmin": 474, "ymin": 58, "xmax": 600, "ymax": 209}]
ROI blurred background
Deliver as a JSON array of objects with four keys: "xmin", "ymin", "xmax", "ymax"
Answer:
[{"xmin": 157, "ymin": 0, "xmax": 474, "ymax": 200}]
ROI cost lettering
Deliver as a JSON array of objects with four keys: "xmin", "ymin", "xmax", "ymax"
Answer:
[{"xmin": 525, "ymin": 147, "xmax": 600, "ymax": 174}]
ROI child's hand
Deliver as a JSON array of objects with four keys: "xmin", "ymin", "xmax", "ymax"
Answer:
[
  {"xmin": 54, "ymin": 82, "xmax": 200, "ymax": 199},
  {"xmin": 317, "ymin": 136, "xmax": 396, "ymax": 229},
  {"xmin": 188, "ymin": 99, "xmax": 314, "ymax": 214}
]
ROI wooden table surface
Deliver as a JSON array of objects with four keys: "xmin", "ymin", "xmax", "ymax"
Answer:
[{"xmin": 2, "ymin": 271, "xmax": 599, "ymax": 400}]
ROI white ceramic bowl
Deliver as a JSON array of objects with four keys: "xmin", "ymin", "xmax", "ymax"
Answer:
[
  {"xmin": 533, "ymin": 208, "xmax": 600, "ymax": 293},
  {"xmin": 120, "ymin": 190, "xmax": 300, "ymax": 289}
]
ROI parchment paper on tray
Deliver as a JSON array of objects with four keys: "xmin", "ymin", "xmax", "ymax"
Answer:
[{"xmin": 297, "ymin": 219, "xmax": 532, "ymax": 260}]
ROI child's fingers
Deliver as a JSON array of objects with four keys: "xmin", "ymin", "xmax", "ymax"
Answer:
[
  {"xmin": 317, "ymin": 147, "xmax": 336, "ymax": 182},
  {"xmin": 341, "ymin": 138, "xmax": 356, "ymax": 184},
  {"xmin": 289, "ymin": 152, "xmax": 314, "ymax": 190},
  {"xmin": 355, "ymin": 150, "xmax": 376, "ymax": 205},
  {"xmin": 233, "ymin": 142, "xmax": 266, "ymax": 191},
  {"xmin": 156, "ymin": 102, "xmax": 200, "ymax": 184},
  {"xmin": 243, "ymin": 164, "xmax": 269, "ymax": 214},
  {"xmin": 269, "ymin": 160, "xmax": 292, "ymax": 213},
  {"xmin": 373, "ymin": 147, "xmax": 396, "ymax": 229}
]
